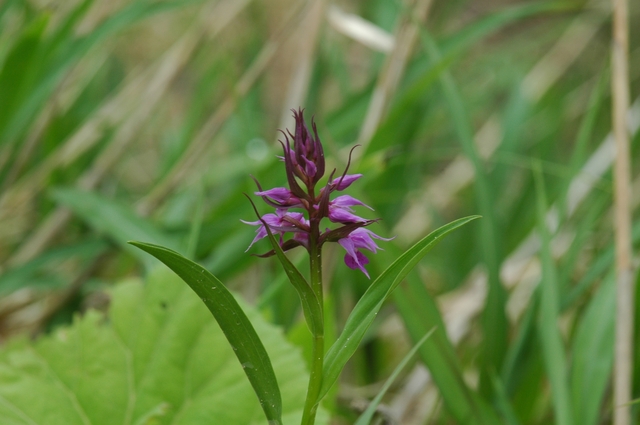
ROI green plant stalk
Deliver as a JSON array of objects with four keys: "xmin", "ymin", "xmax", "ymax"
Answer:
[{"xmin": 301, "ymin": 235, "xmax": 324, "ymax": 425}]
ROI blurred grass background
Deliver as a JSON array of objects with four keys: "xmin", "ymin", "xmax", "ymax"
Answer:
[{"xmin": 0, "ymin": 0, "xmax": 638, "ymax": 423}]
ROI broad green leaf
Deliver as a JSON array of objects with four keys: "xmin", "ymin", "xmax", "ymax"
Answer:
[
  {"xmin": 354, "ymin": 328, "xmax": 435, "ymax": 425},
  {"xmin": 51, "ymin": 188, "xmax": 179, "ymax": 267},
  {"xmin": 129, "ymin": 242, "xmax": 282, "ymax": 424},
  {"xmin": 319, "ymin": 215, "xmax": 480, "ymax": 400},
  {"xmin": 0, "ymin": 267, "xmax": 322, "ymax": 425}
]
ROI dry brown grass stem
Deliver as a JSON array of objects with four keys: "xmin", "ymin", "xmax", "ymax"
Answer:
[
  {"xmin": 356, "ymin": 0, "xmax": 434, "ymax": 149},
  {"xmin": 610, "ymin": 0, "xmax": 634, "ymax": 423},
  {"xmin": 327, "ymin": 6, "xmax": 394, "ymax": 53},
  {"xmin": 5, "ymin": 0, "xmax": 250, "ymax": 267}
]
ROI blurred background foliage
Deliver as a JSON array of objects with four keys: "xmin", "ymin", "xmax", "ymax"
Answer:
[{"xmin": 0, "ymin": 0, "xmax": 638, "ymax": 423}]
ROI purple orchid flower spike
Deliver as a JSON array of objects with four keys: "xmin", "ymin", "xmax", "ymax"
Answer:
[
  {"xmin": 242, "ymin": 108, "xmax": 393, "ymax": 278},
  {"xmin": 241, "ymin": 209, "xmax": 309, "ymax": 251}
]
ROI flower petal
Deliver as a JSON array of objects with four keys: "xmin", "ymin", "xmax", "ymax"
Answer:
[
  {"xmin": 332, "ymin": 195, "xmax": 372, "ymax": 210},
  {"xmin": 303, "ymin": 157, "xmax": 317, "ymax": 178},
  {"xmin": 242, "ymin": 210, "xmax": 309, "ymax": 251},
  {"xmin": 293, "ymin": 232, "xmax": 309, "ymax": 248},
  {"xmin": 339, "ymin": 237, "xmax": 371, "ymax": 277},
  {"xmin": 331, "ymin": 174, "xmax": 362, "ymax": 191},
  {"xmin": 328, "ymin": 207, "xmax": 368, "ymax": 223},
  {"xmin": 343, "ymin": 250, "xmax": 370, "ymax": 278},
  {"xmin": 255, "ymin": 187, "xmax": 293, "ymax": 203},
  {"xmin": 244, "ymin": 225, "xmax": 268, "ymax": 251},
  {"xmin": 349, "ymin": 228, "xmax": 394, "ymax": 252}
]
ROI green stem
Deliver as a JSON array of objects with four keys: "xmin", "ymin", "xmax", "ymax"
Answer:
[{"xmin": 301, "ymin": 240, "xmax": 324, "ymax": 425}]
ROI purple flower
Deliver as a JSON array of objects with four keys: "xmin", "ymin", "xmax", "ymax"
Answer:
[
  {"xmin": 278, "ymin": 109, "xmax": 326, "ymax": 198},
  {"xmin": 330, "ymin": 174, "xmax": 362, "ymax": 191},
  {"xmin": 241, "ymin": 209, "xmax": 309, "ymax": 250},
  {"xmin": 255, "ymin": 187, "xmax": 303, "ymax": 208},
  {"xmin": 328, "ymin": 195, "xmax": 372, "ymax": 223},
  {"xmin": 338, "ymin": 228, "xmax": 394, "ymax": 278},
  {"xmin": 243, "ymin": 108, "xmax": 393, "ymax": 278}
]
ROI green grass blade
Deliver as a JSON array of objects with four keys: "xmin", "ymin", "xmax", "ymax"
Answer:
[
  {"xmin": 319, "ymin": 215, "xmax": 480, "ymax": 401},
  {"xmin": 533, "ymin": 162, "xmax": 573, "ymax": 425},
  {"xmin": 367, "ymin": 1, "xmax": 568, "ymax": 156},
  {"xmin": 51, "ymin": 187, "xmax": 179, "ymax": 268},
  {"xmin": 0, "ymin": 239, "xmax": 107, "ymax": 295},
  {"xmin": 439, "ymin": 1, "xmax": 574, "ymax": 56},
  {"xmin": 419, "ymin": 29, "xmax": 508, "ymax": 396},
  {"xmin": 0, "ymin": 12, "xmax": 48, "ymax": 145},
  {"xmin": 1, "ymin": 0, "xmax": 196, "ymax": 145},
  {"xmin": 564, "ymin": 218, "xmax": 640, "ymax": 309},
  {"xmin": 186, "ymin": 183, "xmax": 205, "ymax": 259},
  {"xmin": 570, "ymin": 273, "xmax": 615, "ymax": 425},
  {"xmin": 354, "ymin": 327, "xmax": 436, "ymax": 425},
  {"xmin": 557, "ymin": 70, "xmax": 608, "ymax": 222},
  {"xmin": 128, "ymin": 241, "xmax": 283, "ymax": 425},
  {"xmin": 501, "ymin": 290, "xmax": 538, "ymax": 390},
  {"xmin": 491, "ymin": 372, "xmax": 521, "ymax": 425},
  {"xmin": 393, "ymin": 279, "xmax": 500, "ymax": 424},
  {"xmin": 557, "ymin": 194, "xmax": 610, "ymax": 303}
]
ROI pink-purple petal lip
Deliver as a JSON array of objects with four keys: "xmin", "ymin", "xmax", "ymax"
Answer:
[
  {"xmin": 328, "ymin": 208, "xmax": 368, "ymax": 223},
  {"xmin": 343, "ymin": 250, "xmax": 370, "ymax": 278},
  {"xmin": 331, "ymin": 174, "xmax": 362, "ymax": 191},
  {"xmin": 255, "ymin": 187, "xmax": 292, "ymax": 202},
  {"xmin": 335, "ymin": 228, "xmax": 395, "ymax": 277},
  {"xmin": 331, "ymin": 195, "xmax": 373, "ymax": 210}
]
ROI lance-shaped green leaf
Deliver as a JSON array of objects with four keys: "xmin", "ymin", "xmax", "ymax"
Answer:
[
  {"xmin": 129, "ymin": 241, "xmax": 282, "ymax": 425},
  {"xmin": 246, "ymin": 195, "xmax": 323, "ymax": 336},
  {"xmin": 264, "ymin": 224, "xmax": 323, "ymax": 336},
  {"xmin": 319, "ymin": 216, "xmax": 480, "ymax": 400}
]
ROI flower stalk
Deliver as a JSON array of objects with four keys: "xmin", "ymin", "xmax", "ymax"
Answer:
[{"xmin": 301, "ymin": 238, "xmax": 324, "ymax": 425}]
